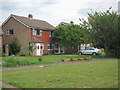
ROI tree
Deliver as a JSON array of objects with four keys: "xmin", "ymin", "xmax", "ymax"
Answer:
[
  {"xmin": 53, "ymin": 24, "xmax": 86, "ymax": 53},
  {"xmin": 9, "ymin": 38, "xmax": 21, "ymax": 55},
  {"xmin": 110, "ymin": 15, "xmax": 120, "ymax": 58},
  {"xmin": 80, "ymin": 8, "xmax": 119, "ymax": 57}
]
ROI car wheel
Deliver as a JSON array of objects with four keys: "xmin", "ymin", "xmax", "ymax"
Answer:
[
  {"xmin": 79, "ymin": 52, "xmax": 82, "ymax": 55},
  {"xmin": 92, "ymin": 52, "xmax": 96, "ymax": 55}
]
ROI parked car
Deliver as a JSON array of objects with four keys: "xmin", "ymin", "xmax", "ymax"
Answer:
[{"xmin": 78, "ymin": 47, "xmax": 102, "ymax": 55}]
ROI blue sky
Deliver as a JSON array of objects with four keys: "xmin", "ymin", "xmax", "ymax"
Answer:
[{"xmin": 0, "ymin": 0, "xmax": 119, "ymax": 26}]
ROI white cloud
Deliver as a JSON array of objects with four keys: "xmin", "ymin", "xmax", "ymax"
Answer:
[{"xmin": 0, "ymin": 0, "xmax": 119, "ymax": 26}]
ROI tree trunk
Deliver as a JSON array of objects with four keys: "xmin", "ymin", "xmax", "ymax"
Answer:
[{"xmin": 104, "ymin": 44, "xmax": 110, "ymax": 56}]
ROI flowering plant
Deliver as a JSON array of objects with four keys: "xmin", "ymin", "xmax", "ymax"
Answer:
[{"xmin": 73, "ymin": 58, "xmax": 79, "ymax": 61}]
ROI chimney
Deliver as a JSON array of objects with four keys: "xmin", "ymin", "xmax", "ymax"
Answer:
[
  {"xmin": 28, "ymin": 14, "xmax": 33, "ymax": 19},
  {"xmin": 70, "ymin": 21, "xmax": 74, "ymax": 24}
]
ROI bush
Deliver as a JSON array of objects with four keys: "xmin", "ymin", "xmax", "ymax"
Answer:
[
  {"xmin": 9, "ymin": 38, "xmax": 21, "ymax": 55},
  {"xmin": 38, "ymin": 57, "xmax": 42, "ymax": 62},
  {"xmin": 2, "ymin": 57, "xmax": 38, "ymax": 67},
  {"xmin": 61, "ymin": 57, "xmax": 87, "ymax": 62},
  {"xmin": 61, "ymin": 59, "xmax": 64, "ymax": 62},
  {"xmin": 70, "ymin": 58, "xmax": 73, "ymax": 61},
  {"xmin": 44, "ymin": 53, "xmax": 49, "ymax": 55}
]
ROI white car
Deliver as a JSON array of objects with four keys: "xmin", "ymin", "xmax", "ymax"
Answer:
[{"xmin": 78, "ymin": 47, "xmax": 102, "ymax": 55}]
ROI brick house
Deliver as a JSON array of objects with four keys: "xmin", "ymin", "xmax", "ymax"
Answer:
[{"xmin": 1, "ymin": 14, "xmax": 54, "ymax": 56}]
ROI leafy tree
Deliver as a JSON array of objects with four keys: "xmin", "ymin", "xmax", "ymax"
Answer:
[
  {"xmin": 9, "ymin": 38, "xmax": 21, "ymax": 55},
  {"xmin": 80, "ymin": 8, "xmax": 119, "ymax": 57},
  {"xmin": 110, "ymin": 15, "xmax": 120, "ymax": 58},
  {"xmin": 53, "ymin": 24, "xmax": 86, "ymax": 53}
]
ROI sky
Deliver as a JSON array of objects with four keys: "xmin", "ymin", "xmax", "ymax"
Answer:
[{"xmin": 0, "ymin": 0, "xmax": 119, "ymax": 27}]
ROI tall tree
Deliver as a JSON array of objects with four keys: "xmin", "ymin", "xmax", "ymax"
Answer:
[
  {"xmin": 80, "ymin": 8, "xmax": 119, "ymax": 56},
  {"xmin": 53, "ymin": 24, "xmax": 86, "ymax": 53}
]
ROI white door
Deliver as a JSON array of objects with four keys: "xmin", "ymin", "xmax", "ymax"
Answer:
[{"xmin": 36, "ymin": 43, "xmax": 41, "ymax": 56}]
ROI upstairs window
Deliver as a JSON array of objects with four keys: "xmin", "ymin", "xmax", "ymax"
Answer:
[
  {"xmin": 32, "ymin": 29, "xmax": 36, "ymax": 35},
  {"xmin": 49, "ymin": 31, "xmax": 54, "ymax": 37},
  {"xmin": 32, "ymin": 29, "xmax": 42, "ymax": 36},
  {"xmin": 6, "ymin": 29, "xmax": 13, "ymax": 35}
]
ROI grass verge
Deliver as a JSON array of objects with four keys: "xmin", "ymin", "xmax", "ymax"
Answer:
[{"xmin": 2, "ymin": 59, "xmax": 118, "ymax": 88}]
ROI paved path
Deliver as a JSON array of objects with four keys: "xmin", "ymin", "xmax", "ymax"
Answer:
[{"xmin": 0, "ymin": 59, "xmax": 114, "ymax": 71}]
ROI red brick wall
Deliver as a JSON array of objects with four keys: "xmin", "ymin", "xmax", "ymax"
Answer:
[{"xmin": 30, "ymin": 28, "xmax": 53, "ymax": 54}]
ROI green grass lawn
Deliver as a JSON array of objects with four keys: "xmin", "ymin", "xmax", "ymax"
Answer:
[
  {"xmin": 2, "ymin": 54, "xmax": 101, "ymax": 67},
  {"xmin": 2, "ymin": 59, "xmax": 118, "ymax": 88}
]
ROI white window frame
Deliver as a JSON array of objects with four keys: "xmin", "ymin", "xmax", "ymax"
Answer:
[
  {"xmin": 39, "ymin": 30, "xmax": 42, "ymax": 36},
  {"xmin": 48, "ymin": 44, "xmax": 50, "ymax": 50},
  {"xmin": 49, "ymin": 31, "xmax": 54, "ymax": 37},
  {"xmin": 6, "ymin": 30, "xmax": 9, "ymax": 35},
  {"xmin": 33, "ymin": 29, "xmax": 42, "ymax": 36},
  {"xmin": 32, "ymin": 29, "xmax": 36, "ymax": 36},
  {"xmin": 41, "ymin": 44, "xmax": 44, "ymax": 50},
  {"xmin": 49, "ymin": 31, "xmax": 51, "ymax": 37},
  {"xmin": 48, "ymin": 44, "xmax": 54, "ymax": 50},
  {"xmin": 6, "ymin": 29, "xmax": 13, "ymax": 35}
]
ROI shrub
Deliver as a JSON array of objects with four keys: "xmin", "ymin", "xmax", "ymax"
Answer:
[
  {"xmin": 61, "ymin": 59, "xmax": 64, "ymax": 62},
  {"xmin": 38, "ymin": 57, "xmax": 42, "ymax": 62},
  {"xmin": 6, "ymin": 63, "xmax": 17, "ymax": 67},
  {"xmin": 64, "ymin": 60, "xmax": 70, "ymax": 62},
  {"xmin": 61, "ymin": 57, "xmax": 87, "ymax": 62},
  {"xmin": 9, "ymin": 38, "xmax": 21, "ymax": 55},
  {"xmin": 70, "ymin": 58, "xmax": 73, "ymax": 61},
  {"xmin": 73, "ymin": 58, "xmax": 78, "ymax": 61},
  {"xmin": 79, "ymin": 58, "xmax": 86, "ymax": 60},
  {"xmin": 2, "ymin": 57, "xmax": 38, "ymax": 67},
  {"xmin": 44, "ymin": 53, "xmax": 49, "ymax": 55}
]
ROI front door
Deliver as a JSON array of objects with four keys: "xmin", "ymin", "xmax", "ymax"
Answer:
[{"xmin": 36, "ymin": 43, "xmax": 41, "ymax": 56}]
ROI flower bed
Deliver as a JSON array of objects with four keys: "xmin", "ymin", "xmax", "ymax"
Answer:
[{"xmin": 61, "ymin": 58, "xmax": 87, "ymax": 62}]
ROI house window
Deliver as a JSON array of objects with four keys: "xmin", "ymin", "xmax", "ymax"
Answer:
[
  {"xmin": 49, "ymin": 31, "xmax": 54, "ymax": 37},
  {"xmin": 6, "ymin": 29, "xmax": 13, "ymax": 35},
  {"xmin": 48, "ymin": 44, "xmax": 54, "ymax": 50},
  {"xmin": 41, "ymin": 44, "xmax": 44, "ymax": 50},
  {"xmin": 32, "ymin": 29, "xmax": 36, "ymax": 35},
  {"xmin": 32, "ymin": 29, "xmax": 42, "ymax": 36}
]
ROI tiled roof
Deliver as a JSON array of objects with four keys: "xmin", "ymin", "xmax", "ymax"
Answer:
[
  {"xmin": 30, "ymin": 37, "xmax": 43, "ymax": 43},
  {"xmin": 58, "ymin": 22, "xmax": 69, "ymax": 26},
  {"xmin": 12, "ymin": 14, "xmax": 54, "ymax": 30}
]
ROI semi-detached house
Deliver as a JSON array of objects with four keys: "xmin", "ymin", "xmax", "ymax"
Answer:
[{"xmin": 1, "ymin": 14, "xmax": 55, "ymax": 56}]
